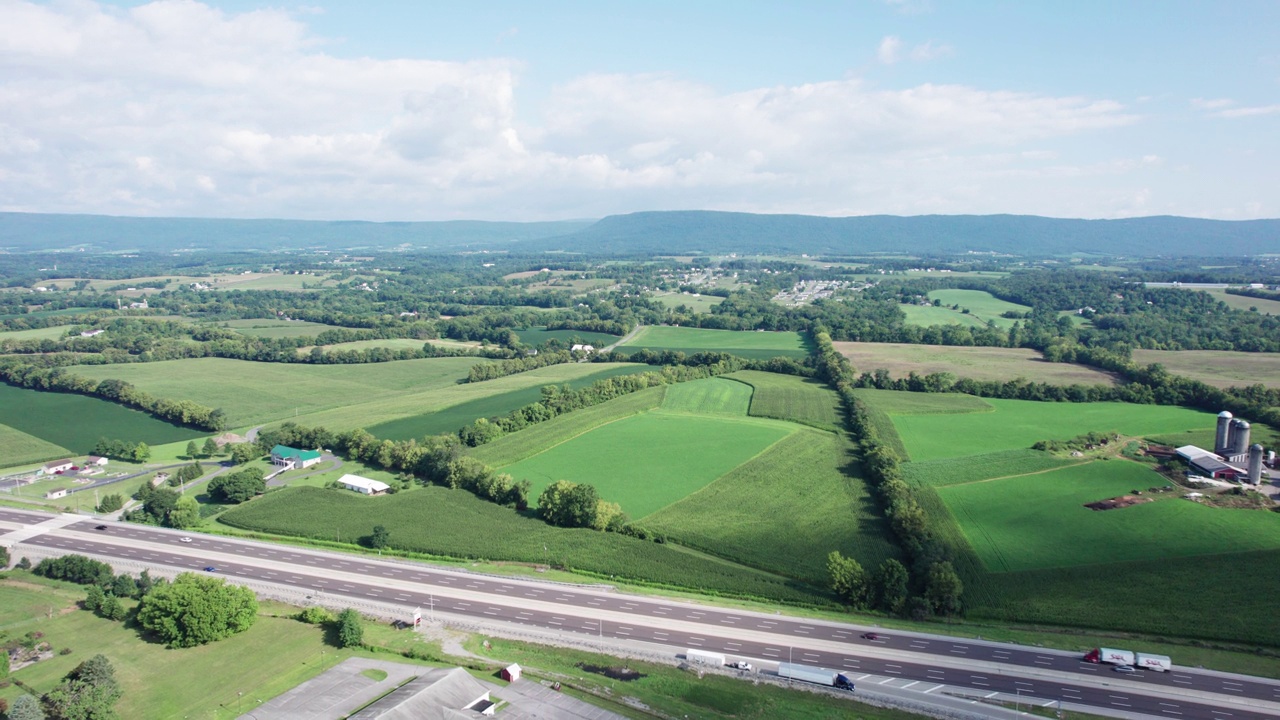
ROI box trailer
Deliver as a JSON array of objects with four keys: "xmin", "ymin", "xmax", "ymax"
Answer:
[
  {"xmin": 1135, "ymin": 653, "xmax": 1172, "ymax": 672},
  {"xmin": 1084, "ymin": 647, "xmax": 1172, "ymax": 672},
  {"xmin": 777, "ymin": 663, "xmax": 854, "ymax": 690},
  {"xmin": 685, "ymin": 649, "xmax": 726, "ymax": 667}
]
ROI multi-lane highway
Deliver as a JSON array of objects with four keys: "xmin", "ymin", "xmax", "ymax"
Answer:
[{"xmin": 3, "ymin": 506, "xmax": 1279, "ymax": 719}]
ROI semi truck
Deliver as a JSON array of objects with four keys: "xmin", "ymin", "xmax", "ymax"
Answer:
[
  {"xmin": 685, "ymin": 649, "xmax": 726, "ymax": 667},
  {"xmin": 1084, "ymin": 647, "xmax": 1172, "ymax": 672},
  {"xmin": 777, "ymin": 662, "xmax": 855, "ymax": 690}
]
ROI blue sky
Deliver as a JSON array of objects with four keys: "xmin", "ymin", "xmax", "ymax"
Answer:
[{"xmin": 2, "ymin": 1, "xmax": 1276, "ymax": 221}]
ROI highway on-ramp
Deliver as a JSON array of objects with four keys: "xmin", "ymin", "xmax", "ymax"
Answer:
[{"xmin": 2, "ymin": 507, "xmax": 1278, "ymax": 720}]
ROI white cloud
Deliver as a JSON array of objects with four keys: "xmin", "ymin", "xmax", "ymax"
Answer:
[
  {"xmin": 1191, "ymin": 97, "xmax": 1234, "ymax": 110},
  {"xmin": 910, "ymin": 41, "xmax": 953, "ymax": 62},
  {"xmin": 878, "ymin": 36, "xmax": 903, "ymax": 64},
  {"xmin": 1216, "ymin": 104, "xmax": 1280, "ymax": 118},
  {"xmin": 0, "ymin": 0, "xmax": 1167, "ymax": 220}
]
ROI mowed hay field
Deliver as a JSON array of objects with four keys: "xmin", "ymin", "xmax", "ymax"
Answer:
[
  {"xmin": 937, "ymin": 460, "xmax": 1280, "ymax": 572},
  {"xmin": 0, "ymin": 324, "xmax": 74, "ymax": 341},
  {"xmin": 619, "ymin": 326, "xmax": 810, "ymax": 359},
  {"xmin": 498, "ymin": 378, "xmax": 795, "ymax": 518},
  {"xmin": 858, "ymin": 390, "xmax": 1215, "ymax": 461},
  {"xmin": 835, "ymin": 342, "xmax": 1118, "ymax": 386},
  {"xmin": 67, "ymin": 356, "xmax": 487, "ymax": 428},
  {"xmin": 1132, "ymin": 348, "xmax": 1280, "ymax": 388},
  {"xmin": 297, "ymin": 337, "xmax": 480, "ymax": 354},
  {"xmin": 0, "ymin": 383, "xmax": 204, "ymax": 455},
  {"xmin": 220, "ymin": 486, "xmax": 821, "ymax": 603},
  {"xmin": 515, "ymin": 327, "xmax": 621, "ymax": 347},
  {"xmin": 925, "ymin": 289, "xmax": 1031, "ymax": 329},
  {"xmin": 217, "ymin": 318, "xmax": 346, "ymax": 338},
  {"xmin": 0, "ymin": 421, "xmax": 72, "ymax": 467},
  {"xmin": 643, "ymin": 429, "xmax": 899, "ymax": 585}
]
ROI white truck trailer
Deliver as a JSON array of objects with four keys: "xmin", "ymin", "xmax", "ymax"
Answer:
[
  {"xmin": 777, "ymin": 662, "xmax": 855, "ymax": 690},
  {"xmin": 1084, "ymin": 647, "xmax": 1172, "ymax": 672},
  {"xmin": 685, "ymin": 649, "xmax": 726, "ymax": 667}
]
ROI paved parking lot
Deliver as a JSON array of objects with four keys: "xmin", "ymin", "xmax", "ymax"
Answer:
[
  {"xmin": 492, "ymin": 679, "xmax": 626, "ymax": 720},
  {"xmin": 241, "ymin": 657, "xmax": 417, "ymax": 720}
]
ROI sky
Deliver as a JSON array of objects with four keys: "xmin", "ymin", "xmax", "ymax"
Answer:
[{"xmin": 0, "ymin": 0, "xmax": 1277, "ymax": 222}]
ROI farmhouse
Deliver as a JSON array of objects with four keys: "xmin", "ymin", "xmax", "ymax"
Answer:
[
  {"xmin": 339, "ymin": 474, "xmax": 390, "ymax": 496},
  {"xmin": 45, "ymin": 488, "xmax": 68, "ymax": 499},
  {"xmin": 270, "ymin": 445, "xmax": 322, "ymax": 469},
  {"xmin": 41, "ymin": 459, "xmax": 75, "ymax": 475},
  {"xmin": 80, "ymin": 329, "xmax": 104, "ymax": 337},
  {"xmin": 348, "ymin": 666, "xmax": 494, "ymax": 719},
  {"xmin": 571, "ymin": 343, "xmax": 595, "ymax": 353},
  {"xmin": 86, "ymin": 456, "xmax": 109, "ymax": 466}
]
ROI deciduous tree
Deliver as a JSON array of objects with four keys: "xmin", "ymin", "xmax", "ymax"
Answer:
[{"xmin": 136, "ymin": 573, "xmax": 258, "ymax": 648}]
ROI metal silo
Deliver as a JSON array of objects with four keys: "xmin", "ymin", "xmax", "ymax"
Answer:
[
  {"xmin": 1215, "ymin": 411, "xmax": 1233, "ymax": 455},
  {"xmin": 1249, "ymin": 444, "xmax": 1264, "ymax": 484},
  {"xmin": 1234, "ymin": 420, "xmax": 1252, "ymax": 456}
]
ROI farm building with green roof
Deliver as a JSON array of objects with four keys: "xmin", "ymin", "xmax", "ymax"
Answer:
[{"xmin": 270, "ymin": 444, "xmax": 322, "ymax": 469}]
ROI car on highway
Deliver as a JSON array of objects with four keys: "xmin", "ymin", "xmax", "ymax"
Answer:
[
  {"xmin": 203, "ymin": 566, "xmax": 217, "ymax": 572},
  {"xmin": 861, "ymin": 632, "xmax": 880, "ymax": 640},
  {"xmin": 94, "ymin": 525, "xmax": 108, "ymax": 531},
  {"xmin": 1113, "ymin": 665, "xmax": 1137, "ymax": 673},
  {"xmin": 179, "ymin": 537, "xmax": 192, "ymax": 543},
  {"xmin": 729, "ymin": 661, "xmax": 753, "ymax": 671}
]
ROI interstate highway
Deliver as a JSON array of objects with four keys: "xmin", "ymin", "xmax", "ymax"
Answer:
[{"xmin": 3, "ymin": 507, "xmax": 1279, "ymax": 719}]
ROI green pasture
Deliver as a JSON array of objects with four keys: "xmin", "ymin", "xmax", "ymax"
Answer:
[
  {"xmin": 216, "ymin": 318, "xmax": 344, "ymax": 338},
  {"xmin": 220, "ymin": 486, "xmax": 823, "ymax": 603},
  {"xmin": 834, "ymin": 342, "xmax": 1117, "ymax": 386},
  {"xmin": 728, "ymin": 370, "xmax": 843, "ymax": 431},
  {"xmin": 0, "ymin": 306, "xmax": 100, "ymax": 320},
  {"xmin": 619, "ymin": 326, "xmax": 809, "ymax": 359},
  {"xmin": 899, "ymin": 304, "xmax": 989, "ymax": 329},
  {"xmin": 652, "ymin": 292, "xmax": 725, "ymax": 313},
  {"xmin": 873, "ymin": 394, "xmax": 1214, "ymax": 461},
  {"xmin": 938, "ymin": 460, "xmax": 1280, "ymax": 572},
  {"xmin": 1131, "ymin": 348, "xmax": 1280, "ymax": 389},
  {"xmin": 659, "ymin": 376, "xmax": 753, "ymax": 415},
  {"xmin": 367, "ymin": 364, "xmax": 651, "ymax": 440},
  {"xmin": 0, "ymin": 383, "xmax": 204, "ymax": 457},
  {"xmin": 0, "ymin": 574, "xmax": 367, "ymax": 720},
  {"xmin": 926, "ymin": 289, "xmax": 1030, "ymax": 329},
  {"xmin": 0, "ymin": 324, "xmax": 75, "ymax": 341},
  {"xmin": 0, "ymin": 421, "xmax": 73, "ymax": 467},
  {"xmin": 902, "ymin": 448, "xmax": 1080, "ymax": 488},
  {"xmin": 1208, "ymin": 288, "xmax": 1280, "ymax": 315},
  {"xmin": 296, "ymin": 337, "xmax": 480, "ymax": 354},
  {"xmin": 854, "ymin": 388, "xmax": 994, "ymax": 416},
  {"xmin": 66, "ymin": 356, "xmax": 487, "ymax": 428},
  {"xmin": 643, "ymin": 429, "xmax": 899, "ymax": 585},
  {"xmin": 500, "ymin": 413, "xmax": 795, "ymax": 518},
  {"xmin": 470, "ymin": 387, "xmax": 666, "ymax": 467},
  {"xmin": 514, "ymin": 327, "xmax": 621, "ymax": 347}
]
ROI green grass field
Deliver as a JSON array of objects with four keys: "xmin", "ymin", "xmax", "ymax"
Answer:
[
  {"xmin": 514, "ymin": 327, "xmax": 621, "ymax": 347},
  {"xmin": 925, "ymin": 289, "xmax": 1031, "ymax": 329},
  {"xmin": 297, "ymin": 337, "xmax": 480, "ymax": 354},
  {"xmin": 1131, "ymin": 348, "xmax": 1280, "ymax": 389},
  {"xmin": 366, "ymin": 364, "xmax": 652, "ymax": 440},
  {"xmin": 659, "ymin": 376, "xmax": 753, "ymax": 415},
  {"xmin": 0, "ymin": 383, "xmax": 204, "ymax": 458},
  {"xmin": 1207, "ymin": 288, "xmax": 1280, "ymax": 315},
  {"xmin": 470, "ymin": 387, "xmax": 667, "ymax": 467},
  {"xmin": 0, "ymin": 421, "xmax": 73, "ymax": 467},
  {"xmin": 902, "ymin": 448, "xmax": 1081, "ymax": 488},
  {"xmin": 899, "ymin": 304, "xmax": 990, "ymax": 329},
  {"xmin": 728, "ymin": 370, "xmax": 843, "ymax": 431},
  {"xmin": 652, "ymin": 292, "xmax": 725, "ymax": 313},
  {"xmin": 219, "ymin": 486, "xmax": 824, "ymax": 603},
  {"xmin": 643, "ymin": 429, "xmax": 899, "ymax": 584},
  {"xmin": 66, "ymin": 356, "xmax": 487, "ymax": 428},
  {"xmin": 216, "ymin": 318, "xmax": 345, "ymax": 338},
  {"xmin": 834, "ymin": 342, "xmax": 1118, "ymax": 386},
  {"xmin": 0, "ymin": 574, "xmax": 374, "ymax": 720},
  {"xmin": 863, "ymin": 392, "xmax": 1214, "ymax": 461},
  {"xmin": 500, "ymin": 413, "xmax": 794, "ymax": 518},
  {"xmin": 854, "ymin": 388, "xmax": 994, "ymax": 415},
  {"xmin": 0, "ymin": 324, "xmax": 75, "ymax": 341},
  {"xmin": 619, "ymin": 326, "xmax": 810, "ymax": 359}
]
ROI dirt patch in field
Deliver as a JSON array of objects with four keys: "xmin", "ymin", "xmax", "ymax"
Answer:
[
  {"xmin": 576, "ymin": 663, "xmax": 645, "ymax": 681},
  {"xmin": 1085, "ymin": 495, "xmax": 1153, "ymax": 511}
]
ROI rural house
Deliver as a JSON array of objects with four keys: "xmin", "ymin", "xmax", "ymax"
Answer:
[
  {"xmin": 270, "ymin": 445, "xmax": 322, "ymax": 469},
  {"xmin": 338, "ymin": 474, "xmax": 390, "ymax": 495},
  {"xmin": 45, "ymin": 488, "xmax": 68, "ymax": 499},
  {"xmin": 41, "ymin": 459, "xmax": 74, "ymax": 475},
  {"xmin": 86, "ymin": 456, "xmax": 109, "ymax": 466}
]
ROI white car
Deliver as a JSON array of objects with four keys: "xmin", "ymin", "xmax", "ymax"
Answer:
[{"xmin": 179, "ymin": 537, "xmax": 193, "ymax": 543}]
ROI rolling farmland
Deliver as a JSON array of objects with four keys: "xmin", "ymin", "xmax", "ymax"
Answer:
[
  {"xmin": 0, "ymin": 383, "xmax": 204, "ymax": 455},
  {"xmin": 729, "ymin": 370, "xmax": 843, "ymax": 431},
  {"xmin": 216, "ymin": 318, "xmax": 347, "ymax": 338},
  {"xmin": 0, "ymin": 422, "xmax": 72, "ymax": 467},
  {"xmin": 618, "ymin": 326, "xmax": 810, "ymax": 359},
  {"xmin": 514, "ymin": 327, "xmax": 621, "ymax": 347},
  {"xmin": 834, "ymin": 342, "xmax": 1118, "ymax": 386},
  {"xmin": 658, "ymin": 376, "xmax": 753, "ymax": 415},
  {"xmin": 926, "ymin": 289, "xmax": 1031, "ymax": 328}
]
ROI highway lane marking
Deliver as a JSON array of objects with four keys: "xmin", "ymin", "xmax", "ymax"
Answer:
[
  {"xmin": 1112, "ymin": 702, "xmax": 1131, "ymax": 707},
  {"xmin": 923, "ymin": 684, "xmax": 945, "ymax": 694},
  {"xmin": 879, "ymin": 677, "xmax": 895, "ymax": 684},
  {"xmin": 762, "ymin": 649, "xmax": 780, "ymax": 657},
  {"xmin": 843, "ymin": 661, "xmax": 859, "ymax": 668},
  {"xmin": 855, "ymin": 674, "xmax": 870, "ymax": 681},
  {"xmin": 901, "ymin": 681, "xmax": 918, "ymax": 689}
]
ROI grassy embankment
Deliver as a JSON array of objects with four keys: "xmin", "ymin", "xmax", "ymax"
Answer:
[
  {"xmin": 618, "ymin": 326, "xmax": 810, "ymax": 360},
  {"xmin": 834, "ymin": 341, "xmax": 1118, "ymax": 386}
]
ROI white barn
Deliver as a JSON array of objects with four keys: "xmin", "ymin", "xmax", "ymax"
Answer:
[{"xmin": 339, "ymin": 474, "xmax": 390, "ymax": 496}]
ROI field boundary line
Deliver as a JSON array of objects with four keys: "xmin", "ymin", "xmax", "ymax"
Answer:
[
  {"xmin": 933, "ymin": 459, "xmax": 1093, "ymax": 488},
  {"xmin": 487, "ymin": 393, "xmax": 667, "ymax": 468}
]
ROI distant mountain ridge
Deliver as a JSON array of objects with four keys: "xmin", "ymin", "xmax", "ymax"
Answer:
[
  {"xmin": 530, "ymin": 211, "xmax": 1280, "ymax": 257},
  {"xmin": 1, "ymin": 210, "xmax": 1276, "ymax": 256}
]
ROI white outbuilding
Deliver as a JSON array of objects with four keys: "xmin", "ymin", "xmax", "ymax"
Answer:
[{"xmin": 339, "ymin": 474, "xmax": 390, "ymax": 496}]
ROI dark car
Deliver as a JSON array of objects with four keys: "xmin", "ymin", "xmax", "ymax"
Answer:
[
  {"xmin": 203, "ymin": 566, "xmax": 217, "ymax": 572},
  {"xmin": 94, "ymin": 525, "xmax": 108, "ymax": 531},
  {"xmin": 861, "ymin": 632, "xmax": 880, "ymax": 640}
]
